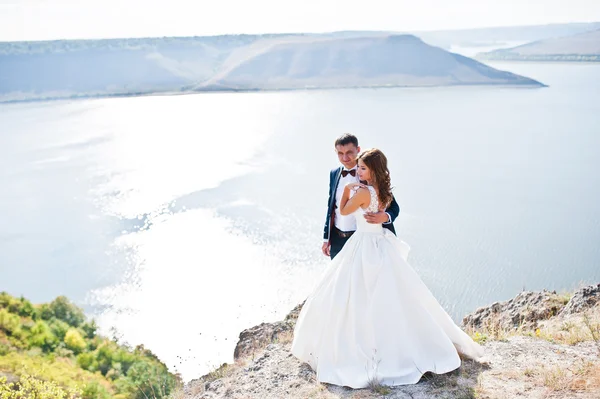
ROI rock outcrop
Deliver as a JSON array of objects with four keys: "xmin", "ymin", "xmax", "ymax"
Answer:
[
  {"xmin": 462, "ymin": 289, "xmax": 568, "ymax": 331},
  {"xmin": 233, "ymin": 303, "xmax": 303, "ymax": 360},
  {"xmin": 561, "ymin": 284, "xmax": 600, "ymax": 316}
]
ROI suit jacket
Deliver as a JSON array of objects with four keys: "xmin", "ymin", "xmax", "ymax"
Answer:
[{"xmin": 323, "ymin": 166, "xmax": 399, "ymax": 241}]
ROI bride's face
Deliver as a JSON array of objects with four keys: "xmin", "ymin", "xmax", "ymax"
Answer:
[{"xmin": 357, "ymin": 160, "xmax": 372, "ymax": 182}]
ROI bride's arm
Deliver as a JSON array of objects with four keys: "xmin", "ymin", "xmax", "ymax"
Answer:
[{"xmin": 340, "ymin": 185, "xmax": 369, "ymax": 216}]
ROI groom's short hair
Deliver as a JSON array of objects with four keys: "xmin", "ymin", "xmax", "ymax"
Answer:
[{"xmin": 335, "ymin": 133, "xmax": 359, "ymax": 148}]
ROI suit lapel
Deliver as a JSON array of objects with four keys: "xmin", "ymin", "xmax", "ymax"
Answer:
[
  {"xmin": 327, "ymin": 167, "xmax": 343, "ymax": 241},
  {"xmin": 333, "ymin": 166, "xmax": 343, "ymax": 191},
  {"xmin": 329, "ymin": 167, "xmax": 343, "ymax": 210}
]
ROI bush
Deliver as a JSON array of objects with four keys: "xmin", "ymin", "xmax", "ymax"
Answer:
[
  {"xmin": 16, "ymin": 297, "xmax": 36, "ymax": 318},
  {"xmin": 113, "ymin": 349, "xmax": 136, "ymax": 375},
  {"xmin": 53, "ymin": 343, "xmax": 75, "ymax": 358},
  {"xmin": 81, "ymin": 320, "xmax": 98, "ymax": 339},
  {"xmin": 0, "ymin": 352, "xmax": 111, "ymax": 393},
  {"xmin": 0, "ymin": 309, "xmax": 21, "ymax": 335},
  {"xmin": 64, "ymin": 329, "xmax": 86, "ymax": 353},
  {"xmin": 126, "ymin": 361, "xmax": 178, "ymax": 399},
  {"xmin": 49, "ymin": 319, "xmax": 71, "ymax": 341},
  {"xmin": 81, "ymin": 381, "xmax": 112, "ymax": 399},
  {"xmin": 0, "ymin": 373, "xmax": 80, "ymax": 399},
  {"xmin": 28, "ymin": 320, "xmax": 58, "ymax": 352},
  {"xmin": 96, "ymin": 343, "xmax": 118, "ymax": 376},
  {"xmin": 0, "ymin": 294, "xmax": 37, "ymax": 319},
  {"xmin": 76, "ymin": 352, "xmax": 97, "ymax": 372},
  {"xmin": 48, "ymin": 297, "xmax": 85, "ymax": 328},
  {"xmin": 0, "ymin": 342, "xmax": 10, "ymax": 356},
  {"xmin": 39, "ymin": 304, "xmax": 54, "ymax": 320},
  {"xmin": 0, "ymin": 292, "xmax": 11, "ymax": 308}
]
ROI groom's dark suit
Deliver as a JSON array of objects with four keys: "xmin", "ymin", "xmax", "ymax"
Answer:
[{"xmin": 324, "ymin": 166, "xmax": 400, "ymax": 259}]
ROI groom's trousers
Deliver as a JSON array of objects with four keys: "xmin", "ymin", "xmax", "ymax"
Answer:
[{"xmin": 329, "ymin": 226, "xmax": 354, "ymax": 260}]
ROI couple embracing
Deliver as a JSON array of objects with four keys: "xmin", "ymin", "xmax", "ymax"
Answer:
[{"xmin": 291, "ymin": 134, "xmax": 484, "ymax": 389}]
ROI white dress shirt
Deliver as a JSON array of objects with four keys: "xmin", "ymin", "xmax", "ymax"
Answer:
[{"xmin": 334, "ymin": 166, "xmax": 359, "ymax": 232}]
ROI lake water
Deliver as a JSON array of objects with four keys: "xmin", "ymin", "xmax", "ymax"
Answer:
[{"xmin": 1, "ymin": 61, "xmax": 599, "ymax": 381}]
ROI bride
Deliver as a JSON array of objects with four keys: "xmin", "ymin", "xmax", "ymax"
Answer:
[{"xmin": 291, "ymin": 148, "xmax": 483, "ymax": 388}]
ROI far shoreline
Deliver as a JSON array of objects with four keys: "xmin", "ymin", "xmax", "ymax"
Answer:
[
  {"xmin": 478, "ymin": 56, "xmax": 600, "ymax": 63},
  {"xmin": 0, "ymin": 80, "xmax": 547, "ymax": 105}
]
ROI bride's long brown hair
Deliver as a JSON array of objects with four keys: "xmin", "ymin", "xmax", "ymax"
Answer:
[{"xmin": 358, "ymin": 148, "xmax": 393, "ymax": 209}]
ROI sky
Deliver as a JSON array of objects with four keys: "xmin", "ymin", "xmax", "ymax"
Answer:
[{"xmin": 1, "ymin": 0, "xmax": 600, "ymax": 42}]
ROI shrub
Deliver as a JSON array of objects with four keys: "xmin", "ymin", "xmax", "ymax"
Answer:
[
  {"xmin": 49, "ymin": 319, "xmax": 71, "ymax": 341},
  {"xmin": 0, "ymin": 309, "xmax": 21, "ymax": 335},
  {"xmin": 0, "ymin": 352, "xmax": 110, "ymax": 393},
  {"xmin": 28, "ymin": 320, "xmax": 58, "ymax": 352},
  {"xmin": 81, "ymin": 320, "xmax": 98, "ymax": 339},
  {"xmin": 53, "ymin": 343, "xmax": 75, "ymax": 358},
  {"xmin": 126, "ymin": 361, "xmax": 178, "ymax": 399},
  {"xmin": 76, "ymin": 352, "xmax": 97, "ymax": 372},
  {"xmin": 113, "ymin": 349, "xmax": 136, "ymax": 375},
  {"xmin": 0, "ymin": 292, "xmax": 11, "ymax": 308},
  {"xmin": 0, "ymin": 373, "xmax": 80, "ymax": 399},
  {"xmin": 96, "ymin": 343, "xmax": 118, "ymax": 376},
  {"xmin": 64, "ymin": 328, "xmax": 86, "ymax": 353},
  {"xmin": 16, "ymin": 297, "xmax": 36, "ymax": 318},
  {"xmin": 48, "ymin": 297, "xmax": 85, "ymax": 328},
  {"xmin": 81, "ymin": 381, "xmax": 112, "ymax": 399},
  {"xmin": 39, "ymin": 304, "xmax": 54, "ymax": 320}
]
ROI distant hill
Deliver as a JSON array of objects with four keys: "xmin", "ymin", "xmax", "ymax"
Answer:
[
  {"xmin": 0, "ymin": 33, "xmax": 543, "ymax": 102},
  {"xmin": 477, "ymin": 29, "xmax": 600, "ymax": 62},
  {"xmin": 196, "ymin": 35, "xmax": 542, "ymax": 91},
  {"xmin": 414, "ymin": 22, "xmax": 600, "ymax": 49}
]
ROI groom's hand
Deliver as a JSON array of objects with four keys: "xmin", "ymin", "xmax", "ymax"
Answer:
[
  {"xmin": 322, "ymin": 242, "xmax": 331, "ymax": 256},
  {"xmin": 364, "ymin": 211, "xmax": 390, "ymax": 224}
]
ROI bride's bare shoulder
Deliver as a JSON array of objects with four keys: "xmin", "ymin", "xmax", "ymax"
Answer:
[{"xmin": 353, "ymin": 186, "xmax": 371, "ymax": 198}]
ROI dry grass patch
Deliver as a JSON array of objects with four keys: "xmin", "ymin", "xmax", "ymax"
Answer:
[
  {"xmin": 558, "ymin": 292, "xmax": 573, "ymax": 306},
  {"xmin": 166, "ymin": 387, "xmax": 186, "ymax": 399},
  {"xmin": 365, "ymin": 377, "xmax": 391, "ymax": 395},
  {"xmin": 423, "ymin": 361, "xmax": 488, "ymax": 398},
  {"xmin": 521, "ymin": 361, "xmax": 600, "ymax": 396},
  {"xmin": 468, "ymin": 304, "xmax": 600, "ymax": 349},
  {"xmin": 186, "ymin": 380, "xmax": 205, "ymax": 397},
  {"xmin": 523, "ymin": 368, "xmax": 535, "ymax": 378},
  {"xmin": 531, "ymin": 306, "xmax": 600, "ymax": 348},
  {"xmin": 298, "ymin": 383, "xmax": 338, "ymax": 399},
  {"xmin": 466, "ymin": 314, "xmax": 514, "ymax": 344},
  {"xmin": 204, "ymin": 363, "xmax": 235, "ymax": 383}
]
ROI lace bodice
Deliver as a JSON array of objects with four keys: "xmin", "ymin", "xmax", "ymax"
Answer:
[
  {"xmin": 364, "ymin": 186, "xmax": 380, "ymax": 213},
  {"xmin": 352, "ymin": 185, "xmax": 384, "ymax": 234}
]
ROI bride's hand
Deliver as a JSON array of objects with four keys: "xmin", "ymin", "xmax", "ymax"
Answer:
[{"xmin": 345, "ymin": 182, "xmax": 366, "ymax": 191}]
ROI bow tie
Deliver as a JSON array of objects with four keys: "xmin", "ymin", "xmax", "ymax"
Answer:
[{"xmin": 341, "ymin": 169, "xmax": 356, "ymax": 177}]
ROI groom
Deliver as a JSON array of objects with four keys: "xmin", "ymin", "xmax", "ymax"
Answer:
[{"xmin": 322, "ymin": 134, "xmax": 400, "ymax": 259}]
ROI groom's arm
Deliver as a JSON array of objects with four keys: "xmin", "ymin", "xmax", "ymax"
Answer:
[
  {"xmin": 384, "ymin": 196, "xmax": 400, "ymax": 225},
  {"xmin": 323, "ymin": 170, "xmax": 335, "ymax": 241},
  {"xmin": 322, "ymin": 170, "xmax": 335, "ymax": 256},
  {"xmin": 364, "ymin": 195, "xmax": 400, "ymax": 225}
]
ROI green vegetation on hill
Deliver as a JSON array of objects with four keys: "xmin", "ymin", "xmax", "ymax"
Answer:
[{"xmin": 0, "ymin": 292, "xmax": 181, "ymax": 399}]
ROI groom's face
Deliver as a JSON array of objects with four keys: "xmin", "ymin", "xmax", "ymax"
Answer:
[{"xmin": 336, "ymin": 143, "xmax": 360, "ymax": 170}]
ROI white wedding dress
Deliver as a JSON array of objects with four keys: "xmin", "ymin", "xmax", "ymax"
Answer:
[{"xmin": 291, "ymin": 186, "xmax": 483, "ymax": 388}]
